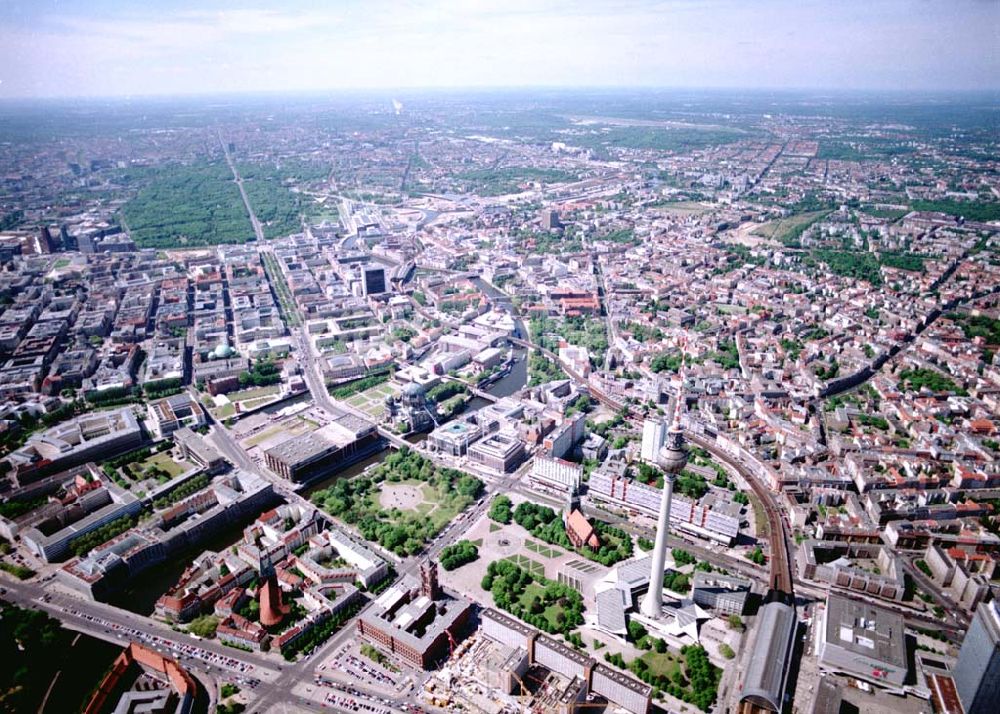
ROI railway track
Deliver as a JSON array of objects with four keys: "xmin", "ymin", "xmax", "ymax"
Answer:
[
  {"xmin": 687, "ymin": 433, "xmax": 795, "ymax": 597},
  {"xmin": 508, "ymin": 334, "xmax": 795, "ymax": 598}
]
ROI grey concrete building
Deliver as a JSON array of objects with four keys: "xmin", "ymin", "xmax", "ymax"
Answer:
[
  {"xmin": 816, "ymin": 594, "xmax": 907, "ymax": 691},
  {"xmin": 691, "ymin": 571, "xmax": 752, "ymax": 615},
  {"xmin": 954, "ymin": 600, "xmax": 1000, "ymax": 714}
]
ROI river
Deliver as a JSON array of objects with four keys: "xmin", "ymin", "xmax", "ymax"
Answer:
[{"xmin": 304, "ymin": 293, "xmax": 528, "ymax": 500}]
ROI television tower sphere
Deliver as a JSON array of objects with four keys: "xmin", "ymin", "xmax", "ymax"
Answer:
[{"xmin": 657, "ymin": 418, "xmax": 688, "ymax": 475}]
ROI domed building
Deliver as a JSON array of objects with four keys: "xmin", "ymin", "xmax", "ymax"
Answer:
[
  {"xmin": 394, "ymin": 381, "xmax": 433, "ymax": 433},
  {"xmin": 210, "ymin": 341, "xmax": 236, "ymax": 361},
  {"xmin": 401, "ymin": 381, "xmax": 424, "ymax": 403}
]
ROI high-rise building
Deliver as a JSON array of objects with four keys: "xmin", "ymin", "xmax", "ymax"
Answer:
[
  {"xmin": 639, "ymin": 401, "xmax": 687, "ymax": 618},
  {"xmin": 954, "ymin": 600, "xmax": 1000, "ymax": 714},
  {"xmin": 37, "ymin": 226, "xmax": 55, "ymax": 254},
  {"xmin": 362, "ymin": 265, "xmax": 387, "ymax": 295},
  {"xmin": 540, "ymin": 208, "xmax": 560, "ymax": 231},
  {"xmin": 640, "ymin": 418, "xmax": 666, "ymax": 462},
  {"xmin": 529, "ymin": 455, "xmax": 582, "ymax": 496}
]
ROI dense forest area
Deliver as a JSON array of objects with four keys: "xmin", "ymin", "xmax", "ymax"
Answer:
[{"xmin": 121, "ymin": 162, "xmax": 253, "ymax": 247}]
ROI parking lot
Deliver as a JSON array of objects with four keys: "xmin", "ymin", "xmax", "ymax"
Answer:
[
  {"xmin": 62, "ymin": 606, "xmax": 266, "ymax": 688},
  {"xmin": 317, "ymin": 642, "xmax": 414, "ymax": 697}
]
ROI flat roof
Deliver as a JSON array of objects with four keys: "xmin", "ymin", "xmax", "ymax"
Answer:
[
  {"xmin": 617, "ymin": 556, "xmax": 653, "ymax": 590},
  {"xmin": 439, "ymin": 420, "xmax": 474, "ymax": 435},
  {"xmin": 265, "ymin": 432, "xmax": 336, "ymax": 466},
  {"xmin": 334, "ymin": 413, "xmax": 373, "ymax": 435},
  {"xmin": 593, "ymin": 663, "xmax": 653, "ymax": 696},
  {"xmin": 536, "ymin": 634, "xmax": 592, "ymax": 666},
  {"xmin": 482, "ymin": 607, "xmax": 535, "ymax": 637},
  {"xmin": 361, "ymin": 590, "xmax": 472, "ymax": 654},
  {"xmin": 823, "ymin": 593, "xmax": 906, "ymax": 669},
  {"xmin": 691, "ymin": 571, "xmax": 752, "ymax": 591}
]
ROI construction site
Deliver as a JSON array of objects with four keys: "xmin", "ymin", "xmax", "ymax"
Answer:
[{"xmin": 421, "ymin": 608, "xmax": 652, "ymax": 714}]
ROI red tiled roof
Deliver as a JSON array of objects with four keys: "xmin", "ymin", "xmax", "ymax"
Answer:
[{"xmin": 566, "ymin": 509, "xmax": 600, "ymax": 549}]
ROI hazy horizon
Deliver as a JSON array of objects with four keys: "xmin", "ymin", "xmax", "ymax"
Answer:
[
  {"xmin": 1, "ymin": 0, "xmax": 998, "ymax": 100},
  {"xmin": 3, "ymin": 86, "xmax": 1000, "ymax": 107}
]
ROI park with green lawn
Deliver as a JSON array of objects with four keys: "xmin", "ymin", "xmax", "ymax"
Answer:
[
  {"xmin": 752, "ymin": 209, "xmax": 830, "ymax": 246},
  {"xmin": 511, "ymin": 501, "xmax": 633, "ymax": 567},
  {"xmin": 480, "ymin": 559, "xmax": 584, "ymax": 636},
  {"xmin": 311, "ymin": 448, "xmax": 482, "ymax": 556},
  {"xmin": 604, "ymin": 638, "xmax": 722, "ymax": 712}
]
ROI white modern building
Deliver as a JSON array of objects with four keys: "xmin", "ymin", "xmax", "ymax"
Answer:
[
  {"xmin": 640, "ymin": 418, "xmax": 666, "ymax": 463},
  {"xmin": 529, "ymin": 456, "xmax": 582, "ymax": 496}
]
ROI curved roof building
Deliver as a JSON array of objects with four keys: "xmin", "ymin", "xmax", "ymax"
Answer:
[{"xmin": 740, "ymin": 601, "xmax": 797, "ymax": 712}]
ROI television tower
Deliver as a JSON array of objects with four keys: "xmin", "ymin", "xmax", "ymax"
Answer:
[{"xmin": 640, "ymin": 354, "xmax": 689, "ymax": 618}]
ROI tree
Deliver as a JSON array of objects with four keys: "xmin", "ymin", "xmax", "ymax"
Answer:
[
  {"xmin": 727, "ymin": 614, "xmax": 744, "ymax": 630},
  {"xmin": 238, "ymin": 359, "xmax": 282, "ymax": 388},
  {"xmin": 0, "ymin": 603, "xmax": 63, "ymax": 710},
  {"xmin": 672, "ymin": 548, "xmax": 696, "ymax": 566},
  {"xmin": 627, "ymin": 619, "xmax": 648, "ymax": 643},
  {"xmin": 311, "ymin": 448, "xmax": 481, "ymax": 556},
  {"xmin": 439, "ymin": 540, "xmax": 479, "ymax": 571},
  {"xmin": 512, "ymin": 501, "xmax": 631, "ymax": 566},
  {"xmin": 484, "ymin": 559, "xmax": 583, "ymax": 636},
  {"xmin": 650, "ymin": 352, "xmax": 683, "ymax": 374},
  {"xmin": 663, "ymin": 571, "xmax": 690, "ymax": 593},
  {"xmin": 604, "ymin": 651, "xmax": 626, "ymax": 668},
  {"xmin": 720, "ymin": 644, "xmax": 736, "ymax": 659}
]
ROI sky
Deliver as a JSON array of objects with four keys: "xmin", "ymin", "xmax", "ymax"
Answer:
[{"xmin": 0, "ymin": 0, "xmax": 997, "ymax": 98}]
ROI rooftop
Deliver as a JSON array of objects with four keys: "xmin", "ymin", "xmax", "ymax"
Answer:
[
  {"xmin": 265, "ymin": 431, "xmax": 337, "ymax": 466},
  {"xmin": 740, "ymin": 601, "xmax": 797, "ymax": 711},
  {"xmin": 823, "ymin": 593, "xmax": 906, "ymax": 669}
]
